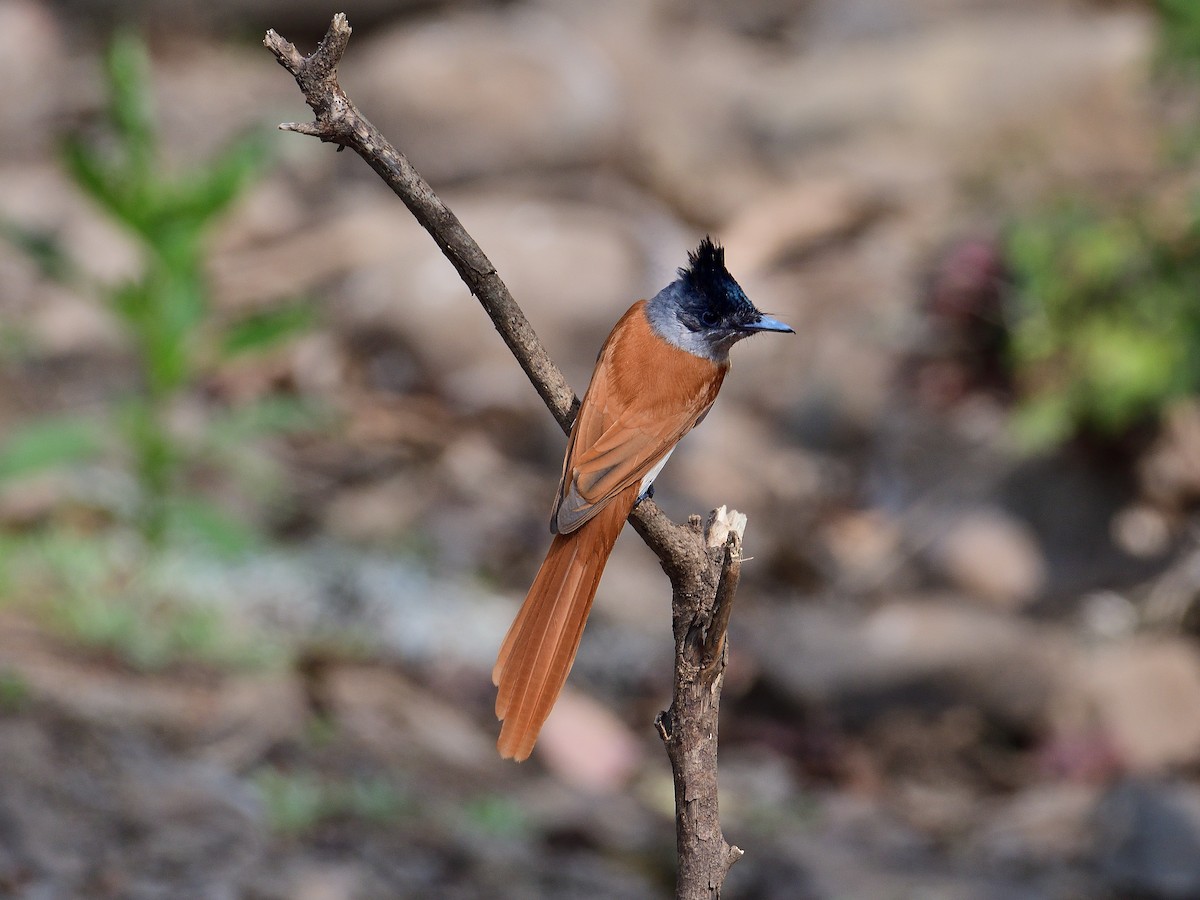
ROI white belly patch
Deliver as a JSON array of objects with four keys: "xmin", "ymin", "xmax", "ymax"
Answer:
[{"xmin": 639, "ymin": 447, "xmax": 675, "ymax": 496}]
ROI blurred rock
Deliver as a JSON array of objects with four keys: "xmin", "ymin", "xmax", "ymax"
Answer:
[
  {"xmin": 152, "ymin": 39, "xmax": 298, "ymax": 168},
  {"xmin": 970, "ymin": 782, "xmax": 1098, "ymax": 870},
  {"xmin": 1078, "ymin": 591, "xmax": 1139, "ymax": 642},
  {"xmin": 1095, "ymin": 778, "xmax": 1200, "ymax": 900},
  {"xmin": 1110, "ymin": 503, "xmax": 1173, "ymax": 560},
  {"xmin": 157, "ymin": 546, "xmax": 519, "ymax": 670},
  {"xmin": 0, "ymin": 710, "xmax": 262, "ymax": 898},
  {"xmin": 0, "ymin": 164, "xmax": 141, "ymax": 288},
  {"xmin": 817, "ymin": 508, "xmax": 905, "ymax": 592},
  {"xmin": 323, "ymin": 664, "xmax": 497, "ymax": 777},
  {"xmin": 722, "ymin": 177, "xmax": 884, "ymax": 276},
  {"xmin": 537, "ymin": 687, "xmax": 644, "ymax": 794},
  {"xmin": 428, "ymin": 430, "xmax": 552, "ymax": 576},
  {"xmin": 1052, "ymin": 636, "xmax": 1200, "ymax": 774},
  {"xmin": 288, "ymin": 864, "xmax": 363, "ymax": 900},
  {"xmin": 929, "ymin": 507, "xmax": 1047, "ymax": 610},
  {"xmin": 0, "ymin": 471, "xmax": 74, "ymax": 528},
  {"xmin": 892, "ymin": 778, "xmax": 979, "ymax": 837},
  {"xmin": 347, "ymin": 9, "xmax": 621, "ymax": 183},
  {"xmin": 1141, "ymin": 542, "xmax": 1200, "ymax": 633},
  {"xmin": 48, "ymin": 0, "xmax": 435, "ymax": 35},
  {"xmin": 0, "ymin": 616, "xmax": 309, "ymax": 762},
  {"xmin": 24, "ymin": 286, "xmax": 126, "ymax": 356},
  {"xmin": 739, "ymin": 789, "xmax": 1068, "ymax": 900},
  {"xmin": 719, "ymin": 746, "xmax": 802, "ymax": 826},
  {"xmin": 116, "ymin": 761, "xmax": 262, "ymax": 885},
  {"xmin": 0, "ymin": 0, "xmax": 68, "ymax": 159},
  {"xmin": 675, "ymin": 405, "xmax": 825, "ymax": 514},
  {"xmin": 590, "ymin": 4, "xmax": 781, "ymax": 224},
  {"xmin": 210, "ymin": 198, "xmax": 419, "ymax": 309},
  {"xmin": 207, "ymin": 175, "xmax": 321, "ymax": 299},
  {"xmin": 743, "ymin": 7, "xmax": 1155, "ymax": 185},
  {"xmin": 323, "ymin": 473, "xmax": 436, "ymax": 545},
  {"xmin": 719, "ymin": 247, "xmax": 898, "ymax": 427},
  {"xmin": 572, "ymin": 533, "xmax": 672, "ymax": 635},
  {"xmin": 1139, "ymin": 399, "xmax": 1200, "ymax": 512},
  {"xmin": 745, "ymin": 597, "xmax": 1068, "ymax": 726},
  {"xmin": 339, "ymin": 188, "xmax": 649, "ymax": 415}
]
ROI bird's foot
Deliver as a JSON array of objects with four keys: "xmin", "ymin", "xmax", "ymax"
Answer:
[{"xmin": 635, "ymin": 483, "xmax": 655, "ymax": 507}]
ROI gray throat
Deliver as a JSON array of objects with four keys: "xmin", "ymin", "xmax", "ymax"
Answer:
[{"xmin": 645, "ymin": 282, "xmax": 732, "ymax": 363}]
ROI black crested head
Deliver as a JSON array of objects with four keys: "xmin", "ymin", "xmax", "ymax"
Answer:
[
  {"xmin": 679, "ymin": 236, "xmax": 732, "ymax": 292},
  {"xmin": 676, "ymin": 236, "xmax": 758, "ymax": 329},
  {"xmin": 646, "ymin": 236, "xmax": 794, "ymax": 360}
]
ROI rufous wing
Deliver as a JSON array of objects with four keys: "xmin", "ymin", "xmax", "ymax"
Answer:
[{"xmin": 552, "ymin": 300, "xmax": 727, "ymax": 534}]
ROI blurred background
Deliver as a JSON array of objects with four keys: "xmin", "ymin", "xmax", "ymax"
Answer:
[{"xmin": 1, "ymin": 0, "xmax": 1199, "ymax": 896}]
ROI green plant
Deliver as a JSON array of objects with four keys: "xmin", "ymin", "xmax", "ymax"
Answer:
[
  {"xmin": 1002, "ymin": 2, "xmax": 1200, "ymax": 450},
  {"xmin": 0, "ymin": 32, "xmax": 315, "ymax": 551},
  {"xmin": 0, "ymin": 670, "xmax": 30, "ymax": 713},
  {"xmin": 1158, "ymin": 0, "xmax": 1200, "ymax": 74},
  {"xmin": 459, "ymin": 793, "xmax": 529, "ymax": 838},
  {"xmin": 0, "ymin": 532, "xmax": 287, "ymax": 671},
  {"xmin": 252, "ymin": 767, "xmax": 414, "ymax": 835},
  {"xmin": 1005, "ymin": 201, "xmax": 1200, "ymax": 448}
]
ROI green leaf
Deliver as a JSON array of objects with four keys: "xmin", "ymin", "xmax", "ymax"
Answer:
[
  {"xmin": 1069, "ymin": 218, "xmax": 1140, "ymax": 291},
  {"xmin": 0, "ymin": 670, "xmax": 30, "ymax": 712},
  {"xmin": 166, "ymin": 496, "xmax": 261, "ymax": 556},
  {"xmin": 167, "ymin": 132, "xmax": 270, "ymax": 230},
  {"xmin": 111, "ymin": 270, "xmax": 206, "ymax": 396},
  {"xmin": 61, "ymin": 134, "xmax": 132, "ymax": 224},
  {"xmin": 0, "ymin": 417, "xmax": 105, "ymax": 480},
  {"xmin": 1158, "ymin": 0, "xmax": 1200, "ymax": 71},
  {"xmin": 461, "ymin": 794, "xmax": 530, "ymax": 838},
  {"xmin": 207, "ymin": 396, "xmax": 321, "ymax": 443},
  {"xmin": 253, "ymin": 768, "xmax": 327, "ymax": 835},
  {"xmin": 221, "ymin": 301, "xmax": 315, "ymax": 358},
  {"xmin": 1011, "ymin": 392, "xmax": 1076, "ymax": 452},
  {"xmin": 252, "ymin": 768, "xmax": 413, "ymax": 836},
  {"xmin": 1078, "ymin": 320, "xmax": 1180, "ymax": 432},
  {"xmin": 105, "ymin": 31, "xmax": 157, "ymax": 174}
]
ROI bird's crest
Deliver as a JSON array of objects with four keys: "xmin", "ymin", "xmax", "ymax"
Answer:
[{"xmin": 678, "ymin": 236, "xmax": 732, "ymax": 297}]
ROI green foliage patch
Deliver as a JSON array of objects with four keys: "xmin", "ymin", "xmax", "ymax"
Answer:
[
  {"xmin": 0, "ymin": 32, "xmax": 316, "ymax": 551},
  {"xmin": 252, "ymin": 767, "xmax": 415, "ymax": 836},
  {"xmin": 1003, "ymin": 3, "xmax": 1200, "ymax": 449},
  {"xmin": 0, "ymin": 532, "xmax": 286, "ymax": 671},
  {"xmin": 1005, "ymin": 201, "xmax": 1200, "ymax": 448}
]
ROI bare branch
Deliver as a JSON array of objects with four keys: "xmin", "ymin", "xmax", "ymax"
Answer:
[
  {"xmin": 277, "ymin": 121, "xmax": 322, "ymax": 136},
  {"xmin": 703, "ymin": 533, "xmax": 742, "ymax": 672},
  {"xmin": 265, "ymin": 13, "xmax": 579, "ymax": 431},
  {"xmin": 651, "ymin": 508, "xmax": 747, "ymax": 897},
  {"xmin": 701, "ymin": 507, "xmax": 748, "ymax": 671},
  {"xmin": 264, "ymin": 16, "xmax": 746, "ymax": 895}
]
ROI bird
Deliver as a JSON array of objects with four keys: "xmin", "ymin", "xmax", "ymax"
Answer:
[{"xmin": 492, "ymin": 236, "xmax": 793, "ymax": 761}]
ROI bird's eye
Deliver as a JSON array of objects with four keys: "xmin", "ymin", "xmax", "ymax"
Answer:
[{"xmin": 699, "ymin": 311, "xmax": 720, "ymax": 328}]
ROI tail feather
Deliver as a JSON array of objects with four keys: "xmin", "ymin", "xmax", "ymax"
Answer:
[
  {"xmin": 493, "ymin": 485, "xmax": 637, "ymax": 761},
  {"xmin": 493, "ymin": 545, "xmax": 580, "ymax": 710},
  {"xmin": 494, "ymin": 541, "xmax": 582, "ymax": 721}
]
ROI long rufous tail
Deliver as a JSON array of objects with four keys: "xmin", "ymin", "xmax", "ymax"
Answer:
[{"xmin": 492, "ymin": 483, "xmax": 639, "ymax": 761}]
